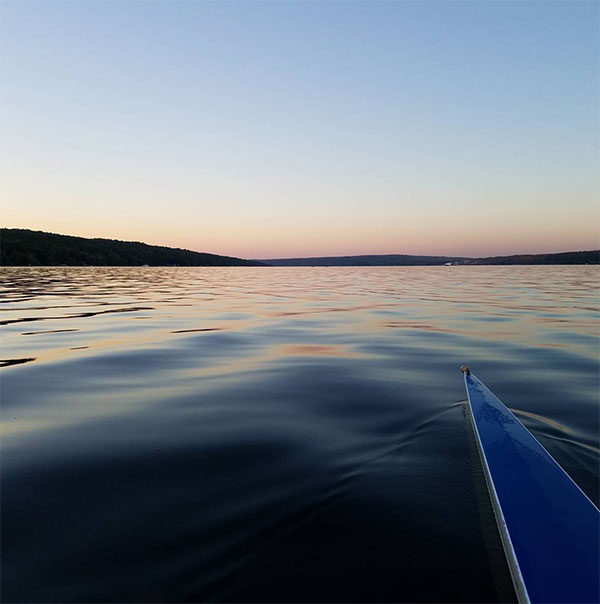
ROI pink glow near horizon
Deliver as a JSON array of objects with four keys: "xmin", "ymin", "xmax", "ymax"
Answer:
[{"xmin": 3, "ymin": 213, "xmax": 598, "ymax": 260}]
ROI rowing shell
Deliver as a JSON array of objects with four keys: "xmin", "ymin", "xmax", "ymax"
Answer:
[{"xmin": 462, "ymin": 367, "xmax": 599, "ymax": 604}]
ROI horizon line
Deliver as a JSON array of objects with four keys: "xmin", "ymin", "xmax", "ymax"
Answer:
[
  {"xmin": 257, "ymin": 249, "xmax": 600, "ymax": 260},
  {"xmin": 2, "ymin": 227, "xmax": 598, "ymax": 261}
]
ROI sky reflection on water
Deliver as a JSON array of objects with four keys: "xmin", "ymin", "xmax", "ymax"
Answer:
[{"xmin": 1, "ymin": 266, "xmax": 598, "ymax": 602}]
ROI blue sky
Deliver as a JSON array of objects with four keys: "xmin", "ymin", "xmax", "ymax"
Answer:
[{"xmin": 1, "ymin": 1, "xmax": 598, "ymax": 257}]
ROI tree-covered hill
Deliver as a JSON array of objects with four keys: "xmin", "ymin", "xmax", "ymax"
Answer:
[
  {"xmin": 0, "ymin": 229, "xmax": 263, "ymax": 266},
  {"xmin": 470, "ymin": 251, "xmax": 599, "ymax": 265},
  {"xmin": 263, "ymin": 250, "xmax": 599, "ymax": 266}
]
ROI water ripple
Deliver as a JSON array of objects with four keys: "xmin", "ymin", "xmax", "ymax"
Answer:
[{"xmin": 0, "ymin": 266, "xmax": 598, "ymax": 603}]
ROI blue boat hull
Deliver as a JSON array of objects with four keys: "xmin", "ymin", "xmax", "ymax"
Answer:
[{"xmin": 463, "ymin": 371, "xmax": 599, "ymax": 604}]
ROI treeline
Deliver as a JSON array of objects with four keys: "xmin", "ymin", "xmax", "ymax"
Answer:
[
  {"xmin": 263, "ymin": 254, "xmax": 464, "ymax": 266},
  {"xmin": 2, "ymin": 228, "xmax": 597, "ymax": 267},
  {"xmin": 471, "ymin": 251, "xmax": 599, "ymax": 265},
  {"xmin": 264, "ymin": 250, "xmax": 599, "ymax": 266},
  {"xmin": 0, "ymin": 229, "xmax": 263, "ymax": 267}
]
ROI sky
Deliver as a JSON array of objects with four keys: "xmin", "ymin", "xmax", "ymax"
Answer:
[{"xmin": 1, "ymin": 1, "xmax": 598, "ymax": 259}]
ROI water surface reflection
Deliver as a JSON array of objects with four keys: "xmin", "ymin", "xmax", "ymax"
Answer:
[{"xmin": 1, "ymin": 266, "xmax": 598, "ymax": 602}]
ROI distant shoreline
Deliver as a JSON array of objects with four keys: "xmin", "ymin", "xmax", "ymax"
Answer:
[
  {"xmin": 0, "ymin": 228, "xmax": 263, "ymax": 267},
  {"xmin": 1, "ymin": 228, "xmax": 597, "ymax": 267},
  {"xmin": 259, "ymin": 250, "xmax": 599, "ymax": 266}
]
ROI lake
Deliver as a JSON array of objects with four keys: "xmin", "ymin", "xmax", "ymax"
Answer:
[{"xmin": 1, "ymin": 266, "xmax": 598, "ymax": 602}]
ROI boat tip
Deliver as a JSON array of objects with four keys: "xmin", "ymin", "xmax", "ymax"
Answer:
[{"xmin": 460, "ymin": 365, "xmax": 471, "ymax": 375}]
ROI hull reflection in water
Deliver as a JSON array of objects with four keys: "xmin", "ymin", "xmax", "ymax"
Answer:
[{"xmin": 1, "ymin": 266, "xmax": 598, "ymax": 602}]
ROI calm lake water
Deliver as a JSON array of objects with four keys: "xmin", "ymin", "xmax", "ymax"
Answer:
[{"xmin": 1, "ymin": 266, "xmax": 598, "ymax": 603}]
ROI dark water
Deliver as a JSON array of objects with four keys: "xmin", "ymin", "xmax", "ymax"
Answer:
[{"xmin": 1, "ymin": 266, "xmax": 598, "ymax": 603}]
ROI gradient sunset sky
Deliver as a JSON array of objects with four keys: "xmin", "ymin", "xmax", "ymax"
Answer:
[{"xmin": 1, "ymin": 1, "xmax": 598, "ymax": 259}]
